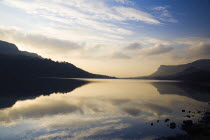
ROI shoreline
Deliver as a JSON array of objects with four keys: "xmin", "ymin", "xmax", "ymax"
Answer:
[{"xmin": 157, "ymin": 104, "xmax": 210, "ymax": 140}]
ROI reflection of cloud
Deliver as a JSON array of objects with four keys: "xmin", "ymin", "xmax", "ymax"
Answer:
[
  {"xmin": 0, "ymin": 92, "xmax": 173, "ymax": 125},
  {"xmin": 71, "ymin": 124, "xmax": 124, "ymax": 139},
  {"xmin": 36, "ymin": 131, "xmax": 70, "ymax": 140},
  {"xmin": 0, "ymin": 95, "xmax": 83, "ymax": 124},
  {"xmin": 110, "ymin": 99, "xmax": 131, "ymax": 105},
  {"xmin": 121, "ymin": 107, "xmax": 142, "ymax": 117},
  {"xmin": 36, "ymin": 122, "xmax": 130, "ymax": 140},
  {"xmin": 0, "ymin": 80, "xmax": 204, "ymax": 139},
  {"xmin": 145, "ymin": 103, "xmax": 172, "ymax": 115},
  {"xmin": 118, "ymin": 102, "xmax": 172, "ymax": 117}
]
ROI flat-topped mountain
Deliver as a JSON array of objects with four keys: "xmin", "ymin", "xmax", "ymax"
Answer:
[
  {"xmin": 136, "ymin": 59, "xmax": 210, "ymax": 81},
  {"xmin": 0, "ymin": 40, "xmax": 114, "ymax": 79}
]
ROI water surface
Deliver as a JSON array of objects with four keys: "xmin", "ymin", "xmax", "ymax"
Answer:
[{"xmin": 0, "ymin": 79, "xmax": 209, "ymax": 140}]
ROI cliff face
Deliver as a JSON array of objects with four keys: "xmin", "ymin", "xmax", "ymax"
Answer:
[
  {"xmin": 135, "ymin": 59, "xmax": 210, "ymax": 81},
  {"xmin": 149, "ymin": 59, "xmax": 210, "ymax": 78},
  {"xmin": 150, "ymin": 65, "xmax": 188, "ymax": 77}
]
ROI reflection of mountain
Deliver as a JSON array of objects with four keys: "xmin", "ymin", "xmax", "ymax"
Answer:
[
  {"xmin": 0, "ymin": 78, "xmax": 88, "ymax": 109},
  {"xmin": 152, "ymin": 82, "xmax": 210, "ymax": 102},
  {"xmin": 0, "ymin": 40, "xmax": 114, "ymax": 80},
  {"xmin": 136, "ymin": 59, "xmax": 210, "ymax": 81}
]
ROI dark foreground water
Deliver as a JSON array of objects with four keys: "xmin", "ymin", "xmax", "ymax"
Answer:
[{"xmin": 0, "ymin": 79, "xmax": 209, "ymax": 140}]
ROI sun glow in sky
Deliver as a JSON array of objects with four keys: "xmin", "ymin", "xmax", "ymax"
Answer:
[{"xmin": 0, "ymin": 0, "xmax": 210, "ymax": 77}]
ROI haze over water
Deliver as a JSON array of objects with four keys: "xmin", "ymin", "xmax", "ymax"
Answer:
[{"xmin": 0, "ymin": 79, "xmax": 209, "ymax": 140}]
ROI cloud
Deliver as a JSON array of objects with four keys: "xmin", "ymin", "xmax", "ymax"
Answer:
[
  {"xmin": 2, "ymin": 0, "xmax": 161, "ymax": 28},
  {"xmin": 0, "ymin": 27, "xmax": 83, "ymax": 55},
  {"xmin": 153, "ymin": 6, "xmax": 167, "ymax": 11},
  {"xmin": 1, "ymin": 25, "xmax": 210, "ymax": 77},
  {"xmin": 115, "ymin": 0, "xmax": 134, "ymax": 5},
  {"xmin": 114, "ymin": 7, "xmax": 160, "ymax": 24},
  {"xmin": 137, "ymin": 38, "xmax": 210, "ymax": 61},
  {"xmin": 111, "ymin": 52, "xmax": 131, "ymax": 59},
  {"xmin": 1, "ymin": 26, "xmax": 210, "ymax": 63},
  {"xmin": 145, "ymin": 44, "xmax": 174, "ymax": 55},
  {"xmin": 0, "ymin": 26, "xmax": 130, "ymax": 61},
  {"xmin": 174, "ymin": 41, "xmax": 210, "ymax": 60},
  {"xmin": 116, "ymin": 37, "xmax": 210, "ymax": 64},
  {"xmin": 125, "ymin": 42, "xmax": 142, "ymax": 50},
  {"xmin": 190, "ymin": 42, "xmax": 210, "ymax": 57},
  {"xmin": 1, "ymin": 0, "xmax": 133, "ymax": 37},
  {"xmin": 152, "ymin": 6, "xmax": 177, "ymax": 23},
  {"xmin": 0, "ymin": 0, "xmax": 182, "ymax": 77}
]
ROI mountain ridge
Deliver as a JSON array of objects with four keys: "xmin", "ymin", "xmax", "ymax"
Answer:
[
  {"xmin": 0, "ymin": 40, "xmax": 114, "ymax": 79},
  {"xmin": 135, "ymin": 59, "xmax": 210, "ymax": 81},
  {"xmin": 0, "ymin": 40, "xmax": 42, "ymax": 58}
]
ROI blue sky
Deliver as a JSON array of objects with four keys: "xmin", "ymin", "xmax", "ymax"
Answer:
[{"xmin": 0, "ymin": 0, "xmax": 210, "ymax": 77}]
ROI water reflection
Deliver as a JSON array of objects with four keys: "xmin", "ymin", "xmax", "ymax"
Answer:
[
  {"xmin": 152, "ymin": 82, "xmax": 210, "ymax": 102},
  {"xmin": 0, "ymin": 79, "xmax": 209, "ymax": 140},
  {"xmin": 0, "ymin": 78, "xmax": 88, "ymax": 109}
]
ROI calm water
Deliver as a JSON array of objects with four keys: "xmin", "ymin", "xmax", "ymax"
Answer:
[{"xmin": 0, "ymin": 79, "xmax": 209, "ymax": 140}]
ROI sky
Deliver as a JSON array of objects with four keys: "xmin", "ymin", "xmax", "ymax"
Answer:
[{"xmin": 0, "ymin": 0, "xmax": 210, "ymax": 77}]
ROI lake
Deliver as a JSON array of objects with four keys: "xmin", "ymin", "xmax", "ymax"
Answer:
[{"xmin": 0, "ymin": 79, "xmax": 209, "ymax": 140}]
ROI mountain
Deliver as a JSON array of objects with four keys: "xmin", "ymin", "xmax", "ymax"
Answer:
[
  {"xmin": 0, "ymin": 40, "xmax": 114, "ymax": 79},
  {"xmin": 0, "ymin": 40, "xmax": 42, "ymax": 58},
  {"xmin": 136, "ymin": 59, "xmax": 210, "ymax": 81}
]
